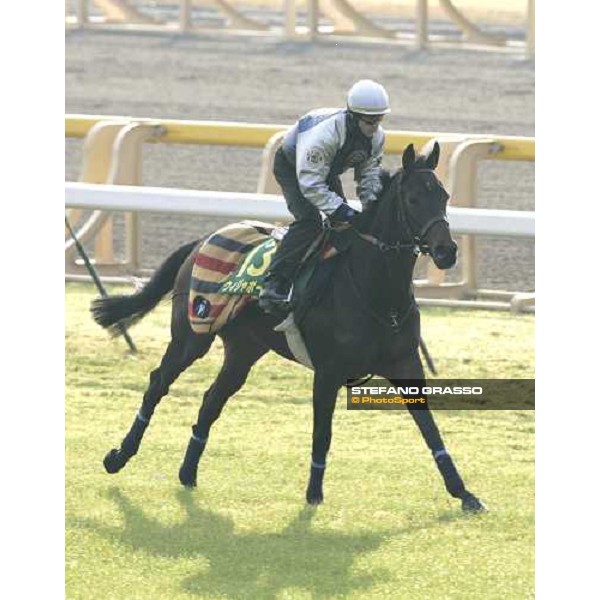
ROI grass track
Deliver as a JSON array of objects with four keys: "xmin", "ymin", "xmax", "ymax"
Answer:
[{"xmin": 66, "ymin": 283, "xmax": 534, "ymax": 599}]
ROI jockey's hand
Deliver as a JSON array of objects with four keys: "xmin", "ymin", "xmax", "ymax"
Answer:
[{"xmin": 328, "ymin": 203, "xmax": 357, "ymax": 226}]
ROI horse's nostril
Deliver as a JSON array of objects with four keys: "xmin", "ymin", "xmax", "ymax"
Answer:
[
  {"xmin": 439, "ymin": 245, "xmax": 457, "ymax": 258},
  {"xmin": 433, "ymin": 245, "xmax": 457, "ymax": 265}
]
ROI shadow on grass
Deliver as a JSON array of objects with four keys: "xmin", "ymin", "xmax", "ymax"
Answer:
[{"xmin": 71, "ymin": 487, "xmax": 397, "ymax": 599}]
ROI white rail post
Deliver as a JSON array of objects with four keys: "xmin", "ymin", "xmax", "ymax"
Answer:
[
  {"xmin": 416, "ymin": 0, "xmax": 428, "ymax": 49},
  {"xmin": 180, "ymin": 0, "xmax": 192, "ymax": 32},
  {"xmin": 77, "ymin": 0, "xmax": 88, "ymax": 28},
  {"xmin": 307, "ymin": 0, "xmax": 319, "ymax": 40},
  {"xmin": 284, "ymin": 0, "xmax": 296, "ymax": 38}
]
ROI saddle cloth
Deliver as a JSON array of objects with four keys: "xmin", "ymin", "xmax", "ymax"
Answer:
[{"xmin": 188, "ymin": 220, "xmax": 339, "ymax": 335}]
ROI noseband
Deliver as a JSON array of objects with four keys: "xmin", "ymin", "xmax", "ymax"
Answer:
[
  {"xmin": 355, "ymin": 168, "xmax": 449, "ymax": 256},
  {"xmin": 341, "ymin": 168, "xmax": 450, "ymax": 334}
]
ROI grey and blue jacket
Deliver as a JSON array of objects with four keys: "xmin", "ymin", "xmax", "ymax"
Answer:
[{"xmin": 281, "ymin": 108, "xmax": 385, "ymax": 215}]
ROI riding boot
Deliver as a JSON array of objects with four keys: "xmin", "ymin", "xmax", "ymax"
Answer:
[
  {"xmin": 259, "ymin": 272, "xmax": 292, "ymax": 309},
  {"xmin": 259, "ymin": 216, "xmax": 321, "ymax": 312}
]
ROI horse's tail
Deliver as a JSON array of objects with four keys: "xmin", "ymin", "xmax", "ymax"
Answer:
[{"xmin": 90, "ymin": 239, "xmax": 199, "ymax": 336}]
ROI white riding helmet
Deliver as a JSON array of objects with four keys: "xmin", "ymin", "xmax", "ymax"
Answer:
[{"xmin": 347, "ymin": 79, "xmax": 391, "ymax": 116}]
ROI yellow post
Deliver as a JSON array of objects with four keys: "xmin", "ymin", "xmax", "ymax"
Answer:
[
  {"xmin": 284, "ymin": 0, "xmax": 297, "ymax": 39},
  {"xmin": 210, "ymin": 0, "xmax": 269, "ymax": 31},
  {"xmin": 180, "ymin": 0, "xmax": 192, "ymax": 32},
  {"xmin": 416, "ymin": 0, "xmax": 428, "ymax": 49},
  {"xmin": 438, "ymin": 0, "xmax": 506, "ymax": 45},
  {"xmin": 107, "ymin": 122, "xmax": 166, "ymax": 272},
  {"xmin": 320, "ymin": 0, "xmax": 396, "ymax": 38},
  {"xmin": 66, "ymin": 120, "xmax": 129, "ymax": 268},
  {"xmin": 446, "ymin": 139, "xmax": 501, "ymax": 296},
  {"xmin": 77, "ymin": 0, "xmax": 88, "ymax": 28},
  {"xmin": 414, "ymin": 135, "xmax": 469, "ymax": 296},
  {"xmin": 93, "ymin": 0, "xmax": 157, "ymax": 24},
  {"xmin": 307, "ymin": 0, "xmax": 319, "ymax": 40},
  {"xmin": 257, "ymin": 132, "xmax": 286, "ymax": 194},
  {"xmin": 66, "ymin": 119, "xmax": 165, "ymax": 276},
  {"xmin": 526, "ymin": 0, "xmax": 535, "ymax": 58}
]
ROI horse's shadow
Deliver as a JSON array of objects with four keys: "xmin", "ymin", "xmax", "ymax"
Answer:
[{"xmin": 71, "ymin": 487, "xmax": 400, "ymax": 599}]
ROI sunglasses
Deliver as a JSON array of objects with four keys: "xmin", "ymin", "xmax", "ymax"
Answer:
[{"xmin": 357, "ymin": 115, "xmax": 385, "ymax": 126}]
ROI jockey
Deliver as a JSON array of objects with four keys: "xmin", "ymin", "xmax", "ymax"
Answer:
[{"xmin": 258, "ymin": 79, "xmax": 390, "ymax": 311}]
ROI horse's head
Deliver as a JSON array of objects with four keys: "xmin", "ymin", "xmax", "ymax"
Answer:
[{"xmin": 387, "ymin": 142, "xmax": 457, "ymax": 269}]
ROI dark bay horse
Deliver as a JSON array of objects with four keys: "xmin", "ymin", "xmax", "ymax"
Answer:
[{"xmin": 92, "ymin": 143, "xmax": 485, "ymax": 513}]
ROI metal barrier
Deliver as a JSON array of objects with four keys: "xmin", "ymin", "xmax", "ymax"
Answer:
[
  {"xmin": 65, "ymin": 182, "xmax": 534, "ymax": 312},
  {"xmin": 70, "ymin": 0, "xmax": 270, "ymax": 32},
  {"xmin": 66, "ymin": 182, "xmax": 535, "ymax": 237},
  {"xmin": 65, "ymin": 114, "xmax": 533, "ymax": 159},
  {"xmin": 66, "ymin": 1, "xmax": 534, "ymax": 56},
  {"xmin": 65, "ymin": 115, "xmax": 534, "ymax": 309},
  {"xmin": 65, "ymin": 118, "xmax": 165, "ymax": 277},
  {"xmin": 254, "ymin": 129, "xmax": 533, "ymax": 303}
]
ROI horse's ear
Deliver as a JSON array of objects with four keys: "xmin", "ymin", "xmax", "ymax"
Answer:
[
  {"xmin": 425, "ymin": 141, "xmax": 440, "ymax": 170},
  {"xmin": 402, "ymin": 144, "xmax": 416, "ymax": 170}
]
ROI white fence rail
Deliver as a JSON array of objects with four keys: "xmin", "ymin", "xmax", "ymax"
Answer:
[{"xmin": 65, "ymin": 182, "xmax": 534, "ymax": 238}]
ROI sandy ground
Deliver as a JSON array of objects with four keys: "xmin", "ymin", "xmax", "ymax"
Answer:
[{"xmin": 65, "ymin": 24, "xmax": 534, "ymax": 292}]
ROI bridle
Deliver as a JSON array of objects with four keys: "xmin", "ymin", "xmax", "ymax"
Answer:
[
  {"xmin": 342, "ymin": 167, "xmax": 450, "ymax": 333},
  {"xmin": 353, "ymin": 167, "xmax": 449, "ymax": 257}
]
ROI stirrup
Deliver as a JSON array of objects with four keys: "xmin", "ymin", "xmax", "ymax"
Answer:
[{"xmin": 258, "ymin": 283, "xmax": 293, "ymax": 314}]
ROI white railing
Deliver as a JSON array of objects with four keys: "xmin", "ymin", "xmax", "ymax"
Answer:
[{"xmin": 65, "ymin": 182, "xmax": 535, "ymax": 238}]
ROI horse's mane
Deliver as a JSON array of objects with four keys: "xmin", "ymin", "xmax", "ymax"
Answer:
[
  {"xmin": 357, "ymin": 157, "xmax": 429, "ymax": 227},
  {"xmin": 378, "ymin": 168, "xmax": 396, "ymax": 200},
  {"xmin": 373, "ymin": 156, "xmax": 431, "ymax": 205}
]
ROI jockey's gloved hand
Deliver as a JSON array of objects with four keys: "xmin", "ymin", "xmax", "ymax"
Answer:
[{"xmin": 328, "ymin": 203, "xmax": 357, "ymax": 225}]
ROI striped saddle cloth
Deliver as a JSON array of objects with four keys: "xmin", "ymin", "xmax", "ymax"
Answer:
[
  {"xmin": 188, "ymin": 221, "xmax": 280, "ymax": 334},
  {"xmin": 188, "ymin": 220, "xmax": 340, "ymax": 335}
]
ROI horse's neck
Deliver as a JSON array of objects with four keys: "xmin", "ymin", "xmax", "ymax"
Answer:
[
  {"xmin": 346, "ymin": 242, "xmax": 416, "ymax": 315},
  {"xmin": 349, "ymin": 194, "xmax": 416, "ymax": 310}
]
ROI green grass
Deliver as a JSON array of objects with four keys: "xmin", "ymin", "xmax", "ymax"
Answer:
[{"xmin": 66, "ymin": 283, "xmax": 534, "ymax": 600}]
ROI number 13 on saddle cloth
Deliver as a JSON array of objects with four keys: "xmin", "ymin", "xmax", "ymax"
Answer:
[
  {"xmin": 189, "ymin": 220, "xmax": 341, "ymax": 335},
  {"xmin": 189, "ymin": 220, "xmax": 339, "ymax": 335}
]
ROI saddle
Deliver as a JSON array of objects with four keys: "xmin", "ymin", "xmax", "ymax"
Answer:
[{"xmin": 188, "ymin": 220, "xmax": 348, "ymax": 336}]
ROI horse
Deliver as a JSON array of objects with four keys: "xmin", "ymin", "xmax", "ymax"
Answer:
[{"xmin": 91, "ymin": 142, "xmax": 486, "ymax": 513}]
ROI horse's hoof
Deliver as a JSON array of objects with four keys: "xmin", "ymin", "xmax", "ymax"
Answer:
[
  {"xmin": 462, "ymin": 492, "xmax": 487, "ymax": 513},
  {"xmin": 306, "ymin": 489, "xmax": 324, "ymax": 506},
  {"xmin": 178, "ymin": 468, "xmax": 197, "ymax": 488},
  {"xmin": 103, "ymin": 449, "xmax": 127, "ymax": 474}
]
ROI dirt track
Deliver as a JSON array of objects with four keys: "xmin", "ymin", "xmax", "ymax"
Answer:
[{"xmin": 65, "ymin": 27, "xmax": 534, "ymax": 292}]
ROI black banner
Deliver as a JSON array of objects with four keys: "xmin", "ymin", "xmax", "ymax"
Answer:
[{"xmin": 346, "ymin": 379, "xmax": 534, "ymax": 410}]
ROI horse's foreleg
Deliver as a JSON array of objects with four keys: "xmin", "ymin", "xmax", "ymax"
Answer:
[
  {"xmin": 306, "ymin": 371, "xmax": 341, "ymax": 505},
  {"xmin": 385, "ymin": 354, "xmax": 486, "ymax": 513},
  {"xmin": 406, "ymin": 404, "xmax": 485, "ymax": 512},
  {"xmin": 178, "ymin": 335, "xmax": 266, "ymax": 488},
  {"xmin": 104, "ymin": 335, "xmax": 213, "ymax": 474}
]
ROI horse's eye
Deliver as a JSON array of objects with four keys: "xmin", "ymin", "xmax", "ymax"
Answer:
[{"xmin": 408, "ymin": 197, "xmax": 418, "ymax": 205}]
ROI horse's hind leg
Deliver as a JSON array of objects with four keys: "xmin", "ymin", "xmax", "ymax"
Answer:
[
  {"xmin": 179, "ymin": 332, "xmax": 267, "ymax": 487},
  {"xmin": 103, "ymin": 332, "xmax": 215, "ymax": 474}
]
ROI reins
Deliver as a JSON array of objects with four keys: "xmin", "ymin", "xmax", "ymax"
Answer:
[
  {"xmin": 354, "ymin": 231, "xmax": 419, "ymax": 255},
  {"xmin": 337, "ymin": 165, "xmax": 447, "ymax": 333},
  {"xmin": 347, "ymin": 168, "xmax": 449, "ymax": 257},
  {"xmin": 343, "ymin": 259, "xmax": 417, "ymax": 334}
]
